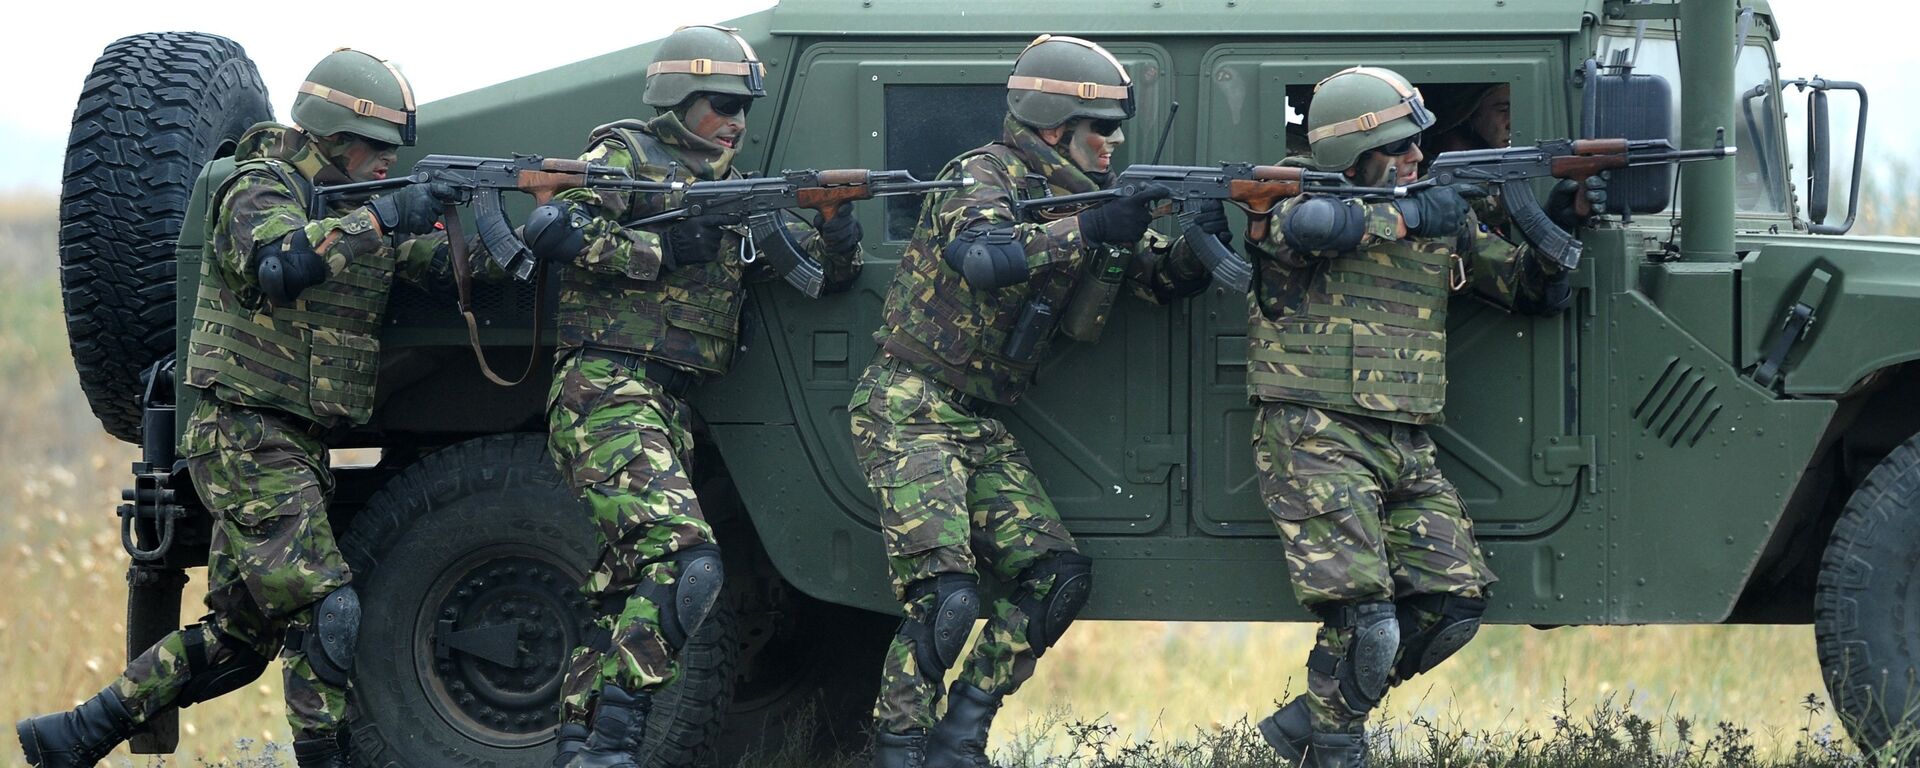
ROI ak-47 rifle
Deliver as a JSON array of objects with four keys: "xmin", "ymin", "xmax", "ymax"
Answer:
[
  {"xmin": 317, "ymin": 154, "xmax": 682, "ymax": 387},
  {"xmin": 628, "ymin": 169, "xmax": 971, "ymax": 298},
  {"xmin": 317, "ymin": 153, "xmax": 683, "ymax": 281},
  {"xmin": 1419, "ymin": 134, "xmax": 1736, "ymax": 270},
  {"xmin": 1013, "ymin": 163, "xmax": 1408, "ymax": 293}
]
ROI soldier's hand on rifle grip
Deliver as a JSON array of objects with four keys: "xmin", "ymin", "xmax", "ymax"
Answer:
[
  {"xmin": 371, "ymin": 181, "xmax": 460, "ymax": 237},
  {"xmin": 665, "ymin": 214, "xmax": 733, "ymax": 269},
  {"xmin": 1547, "ymin": 175, "xmax": 1609, "ymax": 231},
  {"xmin": 814, "ymin": 202, "xmax": 862, "ymax": 255},
  {"xmin": 1079, "ymin": 183, "xmax": 1172, "ymax": 246},
  {"xmin": 1394, "ymin": 183, "xmax": 1474, "ymax": 238},
  {"xmin": 524, "ymin": 202, "xmax": 590, "ymax": 263},
  {"xmin": 1192, "ymin": 198, "xmax": 1233, "ymax": 250}
]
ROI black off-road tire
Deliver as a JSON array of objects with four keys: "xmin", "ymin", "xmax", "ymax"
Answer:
[
  {"xmin": 1816, "ymin": 434, "xmax": 1920, "ymax": 765},
  {"xmin": 61, "ymin": 32, "xmax": 270, "ymax": 442},
  {"xmin": 337, "ymin": 434, "xmax": 737, "ymax": 767}
]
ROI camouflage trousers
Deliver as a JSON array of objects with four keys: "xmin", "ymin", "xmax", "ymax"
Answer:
[
  {"xmin": 547, "ymin": 351, "xmax": 714, "ymax": 725},
  {"xmin": 850, "ymin": 356, "xmax": 1079, "ymax": 734},
  {"xmin": 1253, "ymin": 401, "xmax": 1495, "ymax": 731},
  {"xmin": 110, "ymin": 397, "xmax": 353, "ymax": 739}
]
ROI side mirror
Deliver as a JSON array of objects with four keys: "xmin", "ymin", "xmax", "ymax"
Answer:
[
  {"xmin": 1807, "ymin": 88, "xmax": 1830, "ymax": 224},
  {"xmin": 1788, "ymin": 77, "xmax": 1869, "ymax": 235},
  {"xmin": 1583, "ymin": 60, "xmax": 1677, "ymax": 214}
]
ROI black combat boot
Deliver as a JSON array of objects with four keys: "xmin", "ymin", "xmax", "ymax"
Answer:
[
  {"xmin": 292, "ymin": 733, "xmax": 352, "ymax": 768},
  {"xmin": 1302, "ymin": 729, "xmax": 1369, "ymax": 768},
  {"xmin": 871, "ymin": 728, "xmax": 929, "ymax": 768},
  {"xmin": 15, "ymin": 685, "xmax": 139, "ymax": 767},
  {"xmin": 926, "ymin": 681, "xmax": 1002, "ymax": 768},
  {"xmin": 551, "ymin": 722, "xmax": 589, "ymax": 768},
  {"xmin": 1256, "ymin": 694, "xmax": 1311, "ymax": 761},
  {"xmin": 568, "ymin": 685, "xmax": 651, "ymax": 768}
]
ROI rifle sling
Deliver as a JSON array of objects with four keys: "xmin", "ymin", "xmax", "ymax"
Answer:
[{"xmin": 445, "ymin": 207, "xmax": 547, "ymax": 387}]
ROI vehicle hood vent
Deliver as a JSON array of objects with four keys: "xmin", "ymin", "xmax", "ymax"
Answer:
[{"xmin": 1632, "ymin": 358, "xmax": 1723, "ymax": 447}]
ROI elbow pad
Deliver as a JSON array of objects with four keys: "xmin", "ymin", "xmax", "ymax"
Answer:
[
  {"xmin": 256, "ymin": 230, "xmax": 330, "ymax": 304},
  {"xmin": 941, "ymin": 226, "xmax": 1029, "ymax": 289},
  {"xmin": 1280, "ymin": 196, "xmax": 1367, "ymax": 253}
]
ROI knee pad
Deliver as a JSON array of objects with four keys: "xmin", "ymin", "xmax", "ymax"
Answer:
[
  {"xmin": 631, "ymin": 544, "xmax": 726, "ymax": 651},
  {"xmin": 1394, "ymin": 593, "xmax": 1486, "ymax": 681},
  {"xmin": 175, "ymin": 623, "xmax": 270, "ymax": 708},
  {"xmin": 1012, "ymin": 552, "xmax": 1093, "ymax": 657},
  {"xmin": 898, "ymin": 573, "xmax": 981, "ymax": 683},
  {"xmin": 1308, "ymin": 600, "xmax": 1399, "ymax": 715},
  {"xmin": 299, "ymin": 585, "xmax": 361, "ymax": 688}
]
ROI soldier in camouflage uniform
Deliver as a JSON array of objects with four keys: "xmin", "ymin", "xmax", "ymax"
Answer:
[
  {"xmin": 1241, "ymin": 67, "xmax": 1588, "ymax": 768},
  {"xmin": 853, "ymin": 35, "xmax": 1229, "ymax": 768},
  {"xmin": 515, "ymin": 25, "xmax": 864, "ymax": 768},
  {"xmin": 16, "ymin": 50, "xmax": 463, "ymax": 768}
]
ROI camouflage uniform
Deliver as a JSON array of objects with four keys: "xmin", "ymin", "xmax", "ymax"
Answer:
[
  {"xmin": 109, "ymin": 122, "xmax": 454, "ymax": 740},
  {"xmin": 1246, "ymin": 193, "xmax": 1570, "ymax": 732},
  {"xmin": 856, "ymin": 114, "xmax": 1210, "ymax": 733},
  {"xmin": 546, "ymin": 111, "xmax": 861, "ymax": 723}
]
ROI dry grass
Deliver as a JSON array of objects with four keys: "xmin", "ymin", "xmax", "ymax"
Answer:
[{"xmin": 0, "ymin": 190, "xmax": 1900, "ymax": 766}]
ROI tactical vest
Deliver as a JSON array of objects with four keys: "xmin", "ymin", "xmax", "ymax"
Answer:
[
  {"xmin": 554, "ymin": 123, "xmax": 745, "ymax": 375},
  {"xmin": 1247, "ymin": 237, "xmax": 1453, "ymax": 424},
  {"xmin": 184, "ymin": 158, "xmax": 398, "ymax": 429},
  {"xmin": 876, "ymin": 144, "xmax": 1073, "ymax": 405}
]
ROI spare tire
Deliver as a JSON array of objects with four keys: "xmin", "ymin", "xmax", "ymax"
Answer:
[{"xmin": 61, "ymin": 32, "xmax": 271, "ymax": 442}]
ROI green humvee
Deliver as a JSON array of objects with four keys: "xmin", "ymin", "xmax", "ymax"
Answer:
[{"xmin": 56, "ymin": 0, "xmax": 1912, "ymax": 764}]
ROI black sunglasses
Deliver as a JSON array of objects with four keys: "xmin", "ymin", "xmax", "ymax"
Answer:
[
  {"xmin": 1376, "ymin": 133, "xmax": 1422, "ymax": 157},
  {"xmin": 1087, "ymin": 118, "xmax": 1124, "ymax": 137},
  {"xmin": 350, "ymin": 135, "xmax": 400, "ymax": 154},
  {"xmin": 704, "ymin": 93, "xmax": 754, "ymax": 117}
]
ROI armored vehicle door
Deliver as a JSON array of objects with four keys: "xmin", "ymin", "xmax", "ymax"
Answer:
[
  {"xmin": 698, "ymin": 41, "xmax": 1186, "ymax": 610},
  {"xmin": 1190, "ymin": 44, "xmax": 1589, "ymax": 546}
]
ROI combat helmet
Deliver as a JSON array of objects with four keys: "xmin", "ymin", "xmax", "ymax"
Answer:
[
  {"xmin": 643, "ymin": 25, "xmax": 768, "ymax": 108},
  {"xmin": 1304, "ymin": 66, "xmax": 1436, "ymax": 171},
  {"xmin": 1006, "ymin": 34, "xmax": 1134, "ymax": 129},
  {"xmin": 291, "ymin": 48, "xmax": 417, "ymax": 146}
]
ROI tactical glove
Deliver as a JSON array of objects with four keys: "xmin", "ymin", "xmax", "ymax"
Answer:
[
  {"xmin": 664, "ymin": 214, "xmax": 734, "ymax": 269},
  {"xmin": 1547, "ymin": 175, "xmax": 1610, "ymax": 231},
  {"xmin": 1191, "ymin": 197, "xmax": 1233, "ymax": 250},
  {"xmin": 1078, "ymin": 183, "xmax": 1171, "ymax": 247},
  {"xmin": 1393, "ymin": 183, "xmax": 1474, "ymax": 238},
  {"xmin": 524, "ymin": 202, "xmax": 590, "ymax": 264},
  {"xmin": 370, "ymin": 181, "xmax": 460, "ymax": 237},
  {"xmin": 257, "ymin": 230, "xmax": 330, "ymax": 304},
  {"xmin": 813, "ymin": 203, "xmax": 863, "ymax": 255}
]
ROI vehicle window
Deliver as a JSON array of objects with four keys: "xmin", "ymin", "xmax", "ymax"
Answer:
[
  {"xmin": 884, "ymin": 84, "xmax": 1006, "ymax": 240},
  {"xmin": 1596, "ymin": 36, "xmax": 1790, "ymax": 214}
]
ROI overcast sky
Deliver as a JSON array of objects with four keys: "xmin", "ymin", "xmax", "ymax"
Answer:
[{"xmin": 1, "ymin": 0, "xmax": 1911, "ymax": 197}]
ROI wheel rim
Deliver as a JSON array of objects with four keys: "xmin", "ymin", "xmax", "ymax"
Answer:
[{"xmin": 413, "ymin": 545, "xmax": 591, "ymax": 748}]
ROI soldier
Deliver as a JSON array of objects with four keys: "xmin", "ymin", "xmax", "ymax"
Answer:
[
  {"xmin": 16, "ymin": 49, "xmax": 460, "ymax": 768},
  {"xmin": 852, "ymin": 35, "xmax": 1228, "ymax": 768},
  {"xmin": 1241, "ymin": 67, "xmax": 1584, "ymax": 767},
  {"xmin": 516, "ymin": 24, "xmax": 864, "ymax": 768}
]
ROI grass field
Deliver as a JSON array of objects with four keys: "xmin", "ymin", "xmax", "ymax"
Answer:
[{"xmin": 1, "ymin": 190, "xmax": 1912, "ymax": 766}]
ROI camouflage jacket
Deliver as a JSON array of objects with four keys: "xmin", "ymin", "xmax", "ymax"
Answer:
[
  {"xmin": 1243, "ymin": 192, "xmax": 1571, "ymax": 425},
  {"xmin": 875, "ymin": 114, "xmax": 1210, "ymax": 405},
  {"xmin": 552, "ymin": 112, "xmax": 862, "ymax": 377},
  {"xmin": 182, "ymin": 122, "xmax": 452, "ymax": 437}
]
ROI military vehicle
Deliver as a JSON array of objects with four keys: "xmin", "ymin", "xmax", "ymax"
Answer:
[{"xmin": 55, "ymin": 0, "xmax": 1913, "ymax": 764}]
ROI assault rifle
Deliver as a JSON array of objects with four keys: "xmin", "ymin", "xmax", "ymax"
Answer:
[
  {"xmin": 628, "ymin": 169, "xmax": 971, "ymax": 298},
  {"xmin": 1419, "ymin": 135, "xmax": 1736, "ymax": 270},
  {"xmin": 1012, "ymin": 163, "xmax": 1400, "ymax": 293},
  {"xmin": 317, "ymin": 153, "xmax": 684, "ymax": 281},
  {"xmin": 317, "ymin": 154, "xmax": 681, "ymax": 387}
]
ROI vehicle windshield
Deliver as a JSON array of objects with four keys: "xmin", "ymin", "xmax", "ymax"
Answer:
[{"xmin": 1597, "ymin": 35, "xmax": 1789, "ymax": 215}]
